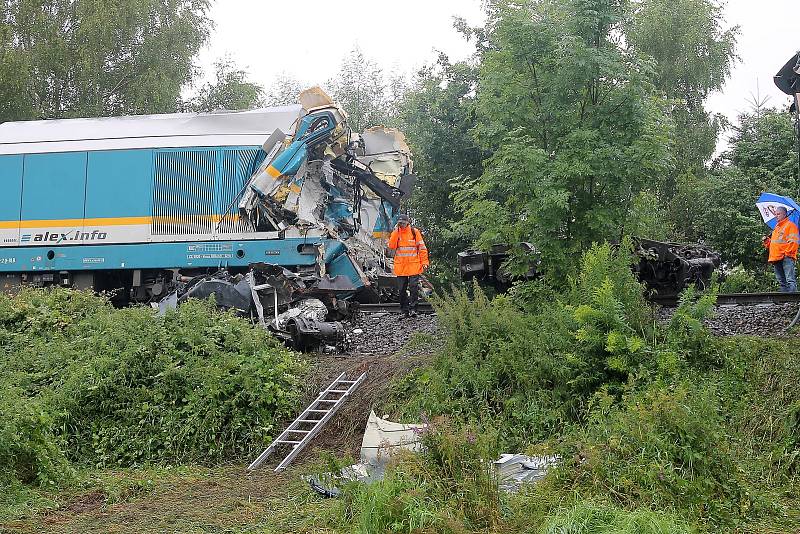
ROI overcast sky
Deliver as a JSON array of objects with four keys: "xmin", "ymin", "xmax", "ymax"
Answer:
[
  {"xmin": 198, "ymin": 0, "xmax": 797, "ymax": 138},
  {"xmin": 196, "ymin": 0, "xmax": 485, "ymax": 89}
]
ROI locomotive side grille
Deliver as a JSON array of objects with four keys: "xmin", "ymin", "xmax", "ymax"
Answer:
[
  {"xmin": 153, "ymin": 150, "xmax": 216, "ymax": 235},
  {"xmin": 216, "ymin": 148, "xmax": 261, "ymax": 234}
]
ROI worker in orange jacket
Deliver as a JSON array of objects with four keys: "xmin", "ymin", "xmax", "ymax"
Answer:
[
  {"xmin": 762, "ymin": 206, "xmax": 799, "ymax": 292},
  {"xmin": 387, "ymin": 214, "xmax": 429, "ymax": 316}
]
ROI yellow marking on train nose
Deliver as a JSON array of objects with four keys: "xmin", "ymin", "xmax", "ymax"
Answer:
[{"xmin": 266, "ymin": 165, "xmax": 282, "ymax": 178}]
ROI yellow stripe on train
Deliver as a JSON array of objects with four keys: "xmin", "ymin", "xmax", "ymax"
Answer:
[{"xmin": 0, "ymin": 214, "xmax": 241, "ymax": 230}]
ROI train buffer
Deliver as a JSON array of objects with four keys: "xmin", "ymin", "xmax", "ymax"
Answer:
[{"xmin": 247, "ymin": 372, "xmax": 367, "ymax": 472}]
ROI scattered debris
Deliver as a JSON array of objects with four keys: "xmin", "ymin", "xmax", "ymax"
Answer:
[
  {"xmin": 458, "ymin": 243, "xmax": 540, "ymax": 292},
  {"xmin": 632, "ymin": 238, "xmax": 720, "ymax": 297},
  {"xmin": 305, "ymin": 411, "xmax": 426, "ymax": 497},
  {"xmin": 305, "ymin": 425, "xmax": 562, "ymax": 497},
  {"xmin": 494, "ymin": 454, "xmax": 561, "ymax": 493},
  {"xmin": 460, "ymin": 238, "xmax": 722, "ymax": 298}
]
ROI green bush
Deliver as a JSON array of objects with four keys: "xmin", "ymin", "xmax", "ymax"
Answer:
[
  {"xmin": 0, "ymin": 287, "xmax": 305, "ymax": 485},
  {"xmin": 563, "ymin": 383, "xmax": 757, "ymax": 526},
  {"xmin": 0, "ymin": 390, "xmax": 71, "ymax": 486},
  {"xmin": 375, "ymin": 242, "xmax": 800, "ymax": 531},
  {"xmin": 387, "ymin": 283, "xmax": 577, "ymax": 447},
  {"xmin": 387, "ymin": 243, "xmax": 655, "ymax": 447},
  {"xmin": 345, "ymin": 418, "xmax": 501, "ymax": 533},
  {"xmin": 718, "ymin": 266, "xmax": 776, "ymax": 294}
]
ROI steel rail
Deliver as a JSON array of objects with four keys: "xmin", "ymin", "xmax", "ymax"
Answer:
[
  {"xmin": 356, "ymin": 302, "xmax": 435, "ymax": 314},
  {"xmin": 651, "ymin": 292, "xmax": 800, "ymax": 308}
]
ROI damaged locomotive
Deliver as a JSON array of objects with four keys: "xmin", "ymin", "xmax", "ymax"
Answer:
[{"xmin": 0, "ymin": 87, "xmax": 415, "ymax": 349}]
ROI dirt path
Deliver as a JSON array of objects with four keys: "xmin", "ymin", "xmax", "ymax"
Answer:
[{"xmin": 3, "ymin": 465, "xmax": 334, "ymax": 534}]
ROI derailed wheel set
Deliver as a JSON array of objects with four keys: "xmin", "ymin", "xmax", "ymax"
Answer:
[{"xmin": 457, "ymin": 237, "xmax": 723, "ymax": 298}]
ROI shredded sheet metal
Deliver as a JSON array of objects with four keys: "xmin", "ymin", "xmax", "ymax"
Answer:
[
  {"xmin": 360, "ymin": 410, "xmax": 425, "ymax": 467},
  {"xmin": 306, "ymin": 412, "xmax": 426, "ymax": 497},
  {"xmin": 494, "ymin": 453, "xmax": 561, "ymax": 493},
  {"xmin": 270, "ymin": 298, "xmax": 327, "ymax": 330}
]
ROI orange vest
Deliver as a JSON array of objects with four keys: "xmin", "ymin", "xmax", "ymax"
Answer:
[
  {"xmin": 765, "ymin": 218, "xmax": 799, "ymax": 262},
  {"xmin": 388, "ymin": 226, "xmax": 429, "ymax": 276}
]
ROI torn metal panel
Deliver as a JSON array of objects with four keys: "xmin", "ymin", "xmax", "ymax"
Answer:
[
  {"xmin": 270, "ymin": 298, "xmax": 327, "ymax": 331},
  {"xmin": 299, "ymin": 86, "xmax": 336, "ymax": 111},
  {"xmin": 360, "ymin": 411, "xmax": 424, "ymax": 468},
  {"xmin": 237, "ymin": 87, "xmax": 413, "ymax": 298},
  {"xmin": 494, "ymin": 454, "xmax": 561, "ymax": 493},
  {"xmin": 304, "ymin": 411, "xmax": 426, "ymax": 498}
]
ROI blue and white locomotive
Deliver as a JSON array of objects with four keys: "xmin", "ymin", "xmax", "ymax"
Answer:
[{"xmin": 0, "ymin": 87, "xmax": 414, "ymax": 306}]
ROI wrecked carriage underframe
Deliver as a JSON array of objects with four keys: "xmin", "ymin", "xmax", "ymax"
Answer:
[
  {"xmin": 158, "ymin": 263, "xmax": 362, "ymax": 351},
  {"xmin": 458, "ymin": 238, "xmax": 722, "ymax": 297}
]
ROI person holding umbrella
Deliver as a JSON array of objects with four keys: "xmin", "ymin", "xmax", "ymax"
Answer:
[{"xmin": 761, "ymin": 204, "xmax": 799, "ymax": 292}]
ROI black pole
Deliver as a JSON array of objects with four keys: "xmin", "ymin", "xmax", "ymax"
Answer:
[{"xmin": 796, "ymin": 94, "xmax": 800, "ymax": 199}]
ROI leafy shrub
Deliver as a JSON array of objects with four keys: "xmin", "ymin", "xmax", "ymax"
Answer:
[
  {"xmin": 387, "ymin": 283, "xmax": 576, "ymax": 447},
  {"xmin": 387, "ymin": 243, "xmax": 655, "ymax": 446},
  {"xmin": 568, "ymin": 238, "xmax": 651, "ymax": 333},
  {"xmin": 0, "ymin": 390, "xmax": 71, "ymax": 486},
  {"xmin": 563, "ymin": 383, "xmax": 758, "ymax": 526},
  {"xmin": 718, "ymin": 266, "xmax": 775, "ymax": 294},
  {"xmin": 345, "ymin": 418, "xmax": 500, "ymax": 533},
  {"xmin": 658, "ymin": 285, "xmax": 718, "ymax": 369},
  {"xmin": 0, "ymin": 287, "xmax": 305, "ymax": 484}
]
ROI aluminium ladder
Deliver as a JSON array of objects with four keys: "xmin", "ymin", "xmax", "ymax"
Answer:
[{"xmin": 247, "ymin": 371, "xmax": 367, "ymax": 472}]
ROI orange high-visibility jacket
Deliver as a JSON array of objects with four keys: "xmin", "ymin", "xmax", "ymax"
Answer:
[
  {"xmin": 388, "ymin": 226, "xmax": 429, "ymax": 276},
  {"xmin": 764, "ymin": 217, "xmax": 799, "ymax": 262}
]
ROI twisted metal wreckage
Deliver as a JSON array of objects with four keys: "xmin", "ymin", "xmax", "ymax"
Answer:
[
  {"xmin": 458, "ymin": 239, "xmax": 722, "ymax": 296},
  {"xmin": 159, "ymin": 88, "xmax": 416, "ymax": 350}
]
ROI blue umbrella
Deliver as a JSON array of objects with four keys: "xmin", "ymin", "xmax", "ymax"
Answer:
[{"xmin": 756, "ymin": 192, "xmax": 800, "ymax": 229}]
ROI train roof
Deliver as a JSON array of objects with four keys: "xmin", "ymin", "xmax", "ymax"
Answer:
[{"xmin": 0, "ymin": 105, "xmax": 303, "ymax": 155}]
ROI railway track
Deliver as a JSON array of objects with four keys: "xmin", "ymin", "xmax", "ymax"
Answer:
[
  {"xmin": 360, "ymin": 293, "xmax": 800, "ymax": 313},
  {"xmin": 651, "ymin": 292, "xmax": 800, "ymax": 307},
  {"xmin": 356, "ymin": 302, "xmax": 435, "ymax": 314}
]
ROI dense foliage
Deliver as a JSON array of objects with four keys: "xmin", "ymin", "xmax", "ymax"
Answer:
[
  {"xmin": 345, "ymin": 244, "xmax": 800, "ymax": 532},
  {"xmin": 0, "ymin": 288, "xmax": 304, "ymax": 489},
  {"xmin": 392, "ymin": 0, "xmax": 791, "ymax": 289},
  {"xmin": 453, "ymin": 0, "xmax": 672, "ymax": 277},
  {"xmin": 0, "ymin": 0, "xmax": 266, "ymax": 121}
]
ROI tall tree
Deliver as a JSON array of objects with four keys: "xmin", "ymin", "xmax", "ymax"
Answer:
[
  {"xmin": 397, "ymin": 55, "xmax": 485, "ymax": 264},
  {"xmin": 724, "ymin": 107, "xmax": 799, "ymax": 193},
  {"xmin": 262, "ymin": 74, "xmax": 306, "ymax": 107},
  {"xmin": 0, "ymin": 0, "xmax": 211, "ymax": 121},
  {"xmin": 456, "ymin": 0, "xmax": 671, "ymax": 277},
  {"xmin": 188, "ymin": 58, "xmax": 264, "ymax": 112},
  {"xmin": 670, "ymin": 106, "xmax": 797, "ymax": 270},
  {"xmin": 326, "ymin": 46, "xmax": 396, "ymax": 132},
  {"xmin": 626, "ymin": 0, "xmax": 738, "ymax": 187}
]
